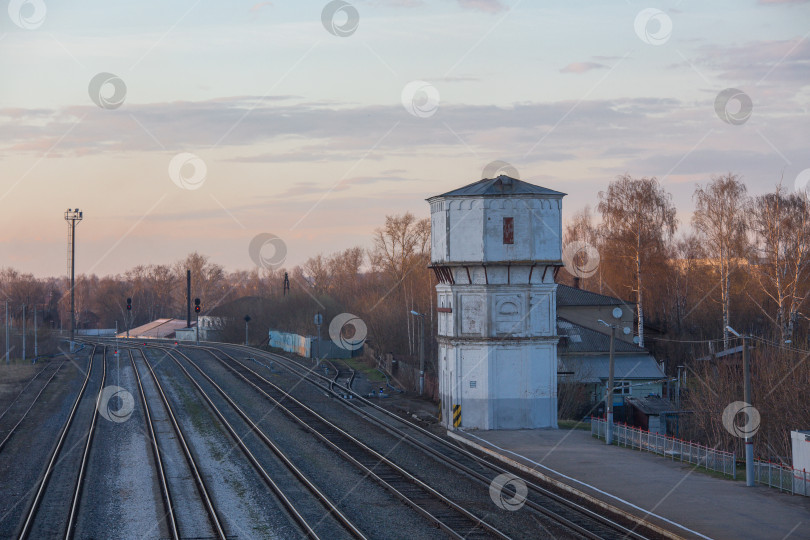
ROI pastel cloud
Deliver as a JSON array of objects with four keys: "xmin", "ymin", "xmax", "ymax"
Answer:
[{"xmin": 560, "ymin": 62, "xmax": 607, "ymax": 74}]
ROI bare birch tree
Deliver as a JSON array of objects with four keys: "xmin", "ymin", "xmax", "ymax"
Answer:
[
  {"xmin": 597, "ymin": 175, "xmax": 677, "ymax": 347},
  {"xmin": 748, "ymin": 185, "xmax": 810, "ymax": 342},
  {"xmin": 692, "ymin": 173, "xmax": 749, "ymax": 348}
]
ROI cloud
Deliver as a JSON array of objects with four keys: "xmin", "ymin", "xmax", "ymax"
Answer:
[
  {"xmin": 694, "ymin": 38, "xmax": 810, "ymax": 83},
  {"xmin": 457, "ymin": 0, "xmax": 506, "ymax": 13},
  {"xmin": 249, "ymin": 2, "xmax": 273, "ymax": 12},
  {"xmin": 560, "ymin": 62, "xmax": 607, "ymax": 74}
]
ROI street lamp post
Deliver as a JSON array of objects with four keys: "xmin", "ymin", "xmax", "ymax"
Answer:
[
  {"xmin": 599, "ymin": 311, "xmax": 624, "ymax": 446},
  {"xmin": 410, "ymin": 310, "xmax": 425, "ymax": 395}
]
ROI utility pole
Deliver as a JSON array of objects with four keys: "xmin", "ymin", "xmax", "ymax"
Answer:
[
  {"xmin": 21, "ymin": 304, "xmax": 26, "ymax": 361},
  {"xmin": 65, "ymin": 209, "xmax": 83, "ymax": 350},
  {"xmin": 33, "ymin": 305, "xmax": 38, "ymax": 359},
  {"xmin": 743, "ymin": 334, "xmax": 754, "ymax": 487},
  {"xmin": 410, "ymin": 311, "xmax": 425, "ymax": 395},
  {"xmin": 5, "ymin": 301, "xmax": 9, "ymax": 364},
  {"xmin": 727, "ymin": 325, "xmax": 755, "ymax": 487},
  {"xmin": 186, "ymin": 270, "xmax": 191, "ymax": 328}
]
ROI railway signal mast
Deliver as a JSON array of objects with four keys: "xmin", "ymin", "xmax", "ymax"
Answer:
[
  {"xmin": 194, "ymin": 298, "xmax": 201, "ymax": 345},
  {"xmin": 64, "ymin": 209, "xmax": 83, "ymax": 351},
  {"xmin": 126, "ymin": 297, "xmax": 132, "ymax": 338}
]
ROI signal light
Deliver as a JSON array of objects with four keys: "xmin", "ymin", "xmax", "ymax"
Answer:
[
  {"xmin": 195, "ymin": 305, "xmax": 200, "ymax": 313},
  {"xmin": 126, "ymin": 297, "xmax": 132, "ymax": 311}
]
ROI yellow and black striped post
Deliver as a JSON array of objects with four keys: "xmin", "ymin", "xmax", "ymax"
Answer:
[{"xmin": 452, "ymin": 404, "xmax": 461, "ymax": 428}]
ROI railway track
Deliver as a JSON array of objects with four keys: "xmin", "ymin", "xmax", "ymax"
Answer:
[
  {"xmin": 133, "ymin": 347, "xmax": 227, "ymax": 540},
  {"xmin": 327, "ymin": 359, "xmax": 355, "ymax": 394},
  {"xmin": 191, "ymin": 344, "xmax": 512, "ymax": 539},
  {"xmin": 18, "ymin": 345, "xmax": 102, "ymax": 539},
  {"xmin": 127, "ymin": 349, "xmax": 179, "ymax": 539},
  {"xmin": 209, "ymin": 342, "xmax": 659, "ymax": 540},
  {"xmin": 146, "ymin": 344, "xmax": 367, "ymax": 539},
  {"xmin": 0, "ymin": 358, "xmax": 66, "ymax": 453}
]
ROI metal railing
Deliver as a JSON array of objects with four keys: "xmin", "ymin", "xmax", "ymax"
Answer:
[
  {"xmin": 754, "ymin": 460, "xmax": 810, "ymax": 497},
  {"xmin": 591, "ymin": 418, "xmax": 810, "ymax": 497},
  {"xmin": 591, "ymin": 417, "xmax": 737, "ymax": 479}
]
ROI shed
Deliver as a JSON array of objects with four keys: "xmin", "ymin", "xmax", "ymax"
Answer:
[{"xmin": 625, "ymin": 395, "xmax": 676, "ymax": 434}]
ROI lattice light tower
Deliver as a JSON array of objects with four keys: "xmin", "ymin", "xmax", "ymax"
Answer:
[{"xmin": 65, "ymin": 209, "xmax": 83, "ymax": 346}]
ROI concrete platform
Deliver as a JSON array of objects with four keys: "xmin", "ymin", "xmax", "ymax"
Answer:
[{"xmin": 448, "ymin": 428, "xmax": 810, "ymax": 540}]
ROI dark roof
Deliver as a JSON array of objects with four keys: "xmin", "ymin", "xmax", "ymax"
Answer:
[
  {"xmin": 557, "ymin": 318, "xmax": 641, "ymax": 354},
  {"xmin": 556, "ymin": 284, "xmax": 629, "ymax": 307},
  {"xmin": 625, "ymin": 396, "xmax": 676, "ymax": 415},
  {"xmin": 429, "ymin": 175, "xmax": 566, "ymax": 199}
]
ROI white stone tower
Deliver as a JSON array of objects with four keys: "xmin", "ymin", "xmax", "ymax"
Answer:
[{"xmin": 428, "ymin": 175, "xmax": 565, "ymax": 430}]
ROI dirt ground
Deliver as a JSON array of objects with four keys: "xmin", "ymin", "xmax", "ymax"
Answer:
[{"xmin": 0, "ymin": 361, "xmax": 43, "ymax": 410}]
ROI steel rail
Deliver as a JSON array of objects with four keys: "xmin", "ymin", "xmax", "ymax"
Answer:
[
  {"xmin": 327, "ymin": 359, "xmax": 355, "ymax": 393},
  {"xmin": 127, "ymin": 349, "xmax": 180, "ymax": 540},
  {"xmin": 150, "ymin": 344, "xmax": 365, "ymax": 540},
  {"xmin": 214, "ymin": 342, "xmax": 655, "ymax": 540},
  {"xmin": 0, "ymin": 359, "xmax": 66, "ymax": 452},
  {"xmin": 136, "ymin": 348, "xmax": 227, "ymax": 540},
  {"xmin": 17, "ymin": 345, "xmax": 97, "ymax": 540},
  {"xmin": 192, "ymin": 345, "xmax": 509, "ymax": 540},
  {"xmin": 64, "ymin": 344, "xmax": 108, "ymax": 539}
]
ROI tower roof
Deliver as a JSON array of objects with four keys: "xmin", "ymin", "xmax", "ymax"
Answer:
[{"xmin": 428, "ymin": 175, "xmax": 566, "ymax": 200}]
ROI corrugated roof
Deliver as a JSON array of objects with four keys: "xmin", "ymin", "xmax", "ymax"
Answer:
[
  {"xmin": 557, "ymin": 318, "xmax": 640, "ymax": 354},
  {"xmin": 429, "ymin": 175, "xmax": 566, "ymax": 199},
  {"xmin": 625, "ymin": 395, "xmax": 676, "ymax": 415},
  {"xmin": 557, "ymin": 284, "xmax": 628, "ymax": 306},
  {"xmin": 558, "ymin": 354, "xmax": 665, "ymax": 382}
]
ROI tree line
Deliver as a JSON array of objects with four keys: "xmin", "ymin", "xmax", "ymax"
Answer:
[
  {"xmin": 1, "ymin": 172, "xmax": 808, "ymax": 461},
  {"xmin": 563, "ymin": 173, "xmax": 810, "ymax": 462}
]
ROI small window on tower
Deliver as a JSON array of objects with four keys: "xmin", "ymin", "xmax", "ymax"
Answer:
[{"xmin": 503, "ymin": 217, "xmax": 514, "ymax": 244}]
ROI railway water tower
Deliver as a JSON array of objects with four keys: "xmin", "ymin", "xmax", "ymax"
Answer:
[{"xmin": 428, "ymin": 175, "xmax": 564, "ymax": 429}]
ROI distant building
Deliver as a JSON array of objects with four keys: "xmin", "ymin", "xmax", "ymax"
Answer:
[
  {"xmin": 123, "ymin": 316, "xmax": 223, "ymax": 341},
  {"xmin": 556, "ymin": 284, "xmax": 667, "ymax": 418}
]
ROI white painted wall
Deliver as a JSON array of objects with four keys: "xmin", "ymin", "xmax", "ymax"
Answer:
[
  {"xmin": 431, "ymin": 185, "xmax": 563, "ymax": 430},
  {"xmin": 430, "ymin": 196, "xmax": 562, "ymax": 264}
]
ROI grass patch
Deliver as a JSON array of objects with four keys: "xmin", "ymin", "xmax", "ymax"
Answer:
[
  {"xmin": 558, "ymin": 419, "xmax": 591, "ymax": 431},
  {"xmin": 340, "ymin": 357, "xmax": 387, "ymax": 383}
]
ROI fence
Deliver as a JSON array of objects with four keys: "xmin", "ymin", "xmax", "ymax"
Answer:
[
  {"xmin": 754, "ymin": 460, "xmax": 810, "ymax": 497},
  {"xmin": 268, "ymin": 330, "xmax": 311, "ymax": 358},
  {"xmin": 591, "ymin": 417, "xmax": 737, "ymax": 478},
  {"xmin": 267, "ymin": 330, "xmax": 362, "ymax": 360}
]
